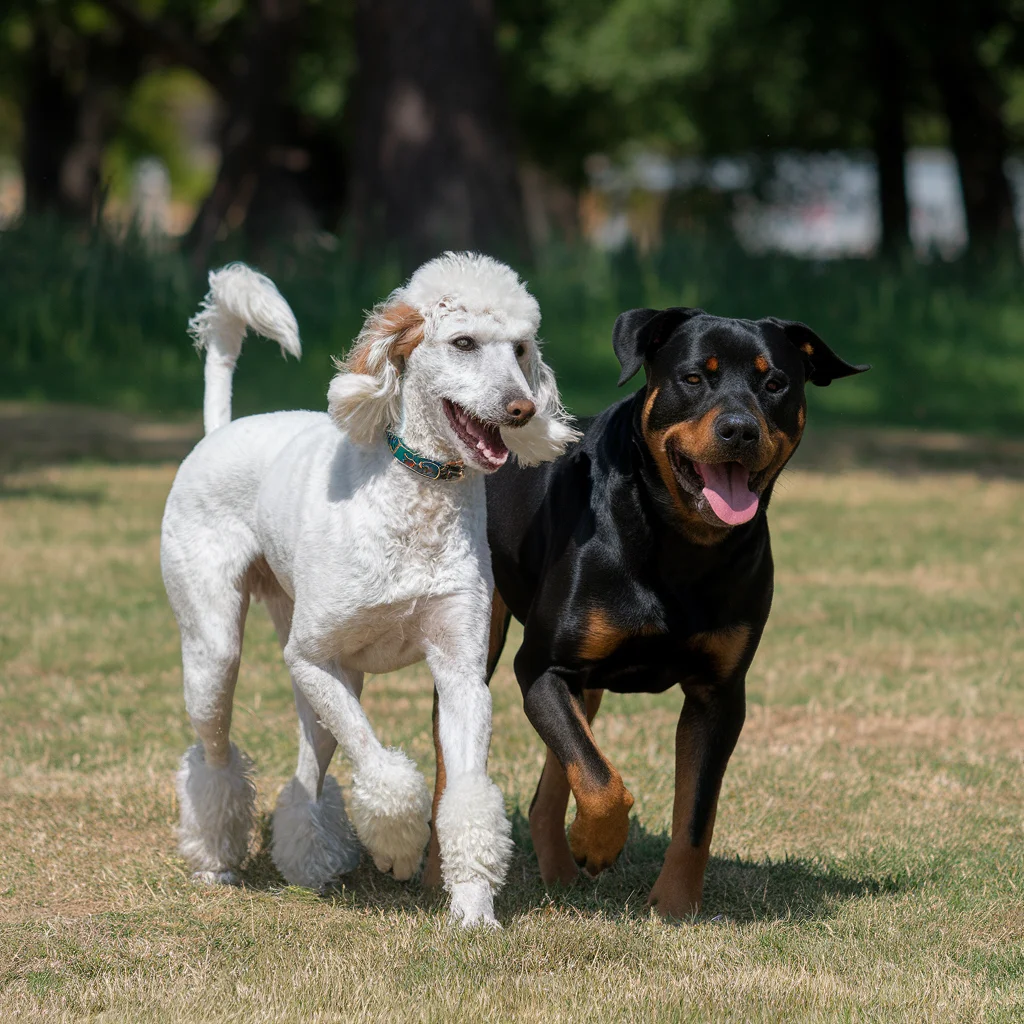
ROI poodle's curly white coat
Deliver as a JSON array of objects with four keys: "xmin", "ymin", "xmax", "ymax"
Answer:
[
  {"xmin": 271, "ymin": 775, "xmax": 361, "ymax": 888},
  {"xmin": 162, "ymin": 253, "xmax": 576, "ymax": 926},
  {"xmin": 176, "ymin": 741, "xmax": 256, "ymax": 885}
]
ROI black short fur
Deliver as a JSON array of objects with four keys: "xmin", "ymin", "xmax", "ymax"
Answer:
[{"xmin": 485, "ymin": 307, "xmax": 868, "ymax": 910}]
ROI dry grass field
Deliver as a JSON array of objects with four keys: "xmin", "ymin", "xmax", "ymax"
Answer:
[{"xmin": 1, "ymin": 456, "xmax": 1022, "ymax": 1021}]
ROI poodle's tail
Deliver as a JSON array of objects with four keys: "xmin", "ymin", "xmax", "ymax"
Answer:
[{"xmin": 188, "ymin": 263, "xmax": 302, "ymax": 435}]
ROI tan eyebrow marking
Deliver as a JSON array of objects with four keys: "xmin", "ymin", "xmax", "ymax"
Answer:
[
  {"xmin": 801, "ymin": 342, "xmax": 814, "ymax": 356},
  {"xmin": 754, "ymin": 355, "xmax": 769, "ymax": 373},
  {"xmin": 705, "ymin": 356, "xmax": 719, "ymax": 371}
]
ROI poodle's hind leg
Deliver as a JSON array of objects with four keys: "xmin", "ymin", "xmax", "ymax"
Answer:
[
  {"xmin": 164, "ymin": 536, "xmax": 258, "ymax": 880},
  {"xmin": 271, "ymin": 685, "xmax": 362, "ymax": 887},
  {"xmin": 265, "ymin": 591, "xmax": 361, "ymax": 888},
  {"xmin": 172, "ymin": 577, "xmax": 256, "ymax": 886}
]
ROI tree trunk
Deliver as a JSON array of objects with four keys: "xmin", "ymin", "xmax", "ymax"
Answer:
[
  {"xmin": 348, "ymin": 0, "xmax": 529, "ymax": 269},
  {"xmin": 23, "ymin": 14, "xmax": 144, "ymax": 223},
  {"xmin": 932, "ymin": 43, "xmax": 1017, "ymax": 254},
  {"xmin": 21, "ymin": 33, "xmax": 81, "ymax": 217},
  {"xmin": 871, "ymin": 26, "xmax": 909, "ymax": 255},
  {"xmin": 185, "ymin": 0, "xmax": 303, "ymax": 269}
]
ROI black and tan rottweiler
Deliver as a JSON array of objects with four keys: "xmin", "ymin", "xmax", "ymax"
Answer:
[{"xmin": 463, "ymin": 306, "xmax": 868, "ymax": 919}]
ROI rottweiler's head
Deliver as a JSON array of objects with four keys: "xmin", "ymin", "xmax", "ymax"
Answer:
[{"xmin": 614, "ymin": 307, "xmax": 868, "ymax": 532}]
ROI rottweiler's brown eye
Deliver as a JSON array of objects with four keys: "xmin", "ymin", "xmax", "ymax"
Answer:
[
  {"xmin": 451, "ymin": 336, "xmax": 476, "ymax": 351},
  {"xmin": 684, "ymin": 374, "xmax": 702, "ymax": 386},
  {"xmin": 765, "ymin": 377, "xmax": 786, "ymax": 393}
]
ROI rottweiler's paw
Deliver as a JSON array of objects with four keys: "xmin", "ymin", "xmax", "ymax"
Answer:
[
  {"xmin": 646, "ymin": 879, "xmax": 701, "ymax": 922},
  {"xmin": 567, "ymin": 785, "xmax": 634, "ymax": 877}
]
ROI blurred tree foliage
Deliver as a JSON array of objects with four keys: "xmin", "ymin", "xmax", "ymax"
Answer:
[
  {"xmin": 2, "ymin": 0, "xmax": 1024, "ymax": 256},
  {"xmin": 497, "ymin": 0, "xmax": 1024, "ymax": 253}
]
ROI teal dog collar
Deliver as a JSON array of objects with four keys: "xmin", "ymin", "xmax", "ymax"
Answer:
[{"xmin": 386, "ymin": 428, "xmax": 464, "ymax": 481}]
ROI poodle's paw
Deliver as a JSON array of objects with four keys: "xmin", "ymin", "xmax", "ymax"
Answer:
[
  {"xmin": 192, "ymin": 869, "xmax": 240, "ymax": 886},
  {"xmin": 272, "ymin": 775, "xmax": 361, "ymax": 887},
  {"xmin": 448, "ymin": 880, "xmax": 500, "ymax": 929},
  {"xmin": 349, "ymin": 748, "xmax": 431, "ymax": 881},
  {"xmin": 176, "ymin": 742, "xmax": 256, "ymax": 876}
]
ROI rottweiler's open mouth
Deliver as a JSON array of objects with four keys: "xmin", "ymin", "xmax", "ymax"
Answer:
[
  {"xmin": 693, "ymin": 461, "xmax": 759, "ymax": 525},
  {"xmin": 667, "ymin": 447, "xmax": 760, "ymax": 526}
]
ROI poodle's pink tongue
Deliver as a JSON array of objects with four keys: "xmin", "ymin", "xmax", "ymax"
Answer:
[{"xmin": 694, "ymin": 462, "xmax": 759, "ymax": 525}]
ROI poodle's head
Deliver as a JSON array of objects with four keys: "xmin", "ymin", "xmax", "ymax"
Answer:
[{"xmin": 328, "ymin": 252, "xmax": 579, "ymax": 471}]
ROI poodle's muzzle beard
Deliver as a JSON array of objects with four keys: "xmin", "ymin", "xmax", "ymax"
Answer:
[{"xmin": 443, "ymin": 399, "xmax": 510, "ymax": 471}]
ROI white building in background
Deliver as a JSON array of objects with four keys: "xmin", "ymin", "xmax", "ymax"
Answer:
[
  {"xmin": 3, "ymin": 145, "xmax": 1021, "ymax": 258},
  {"xmin": 585, "ymin": 147, "xmax": 1024, "ymax": 259}
]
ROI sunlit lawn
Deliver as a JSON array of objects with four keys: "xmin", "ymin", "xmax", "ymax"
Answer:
[{"xmin": 1, "ymin": 459, "xmax": 1022, "ymax": 1021}]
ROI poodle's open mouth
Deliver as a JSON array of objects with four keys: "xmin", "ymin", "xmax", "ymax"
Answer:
[
  {"xmin": 667, "ymin": 446, "xmax": 760, "ymax": 526},
  {"xmin": 443, "ymin": 400, "xmax": 509, "ymax": 470}
]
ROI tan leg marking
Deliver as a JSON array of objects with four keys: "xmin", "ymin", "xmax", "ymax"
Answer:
[
  {"xmin": 566, "ymin": 763, "xmax": 634, "ymax": 877},
  {"xmin": 578, "ymin": 609, "xmax": 629, "ymax": 661},
  {"xmin": 423, "ymin": 688, "xmax": 446, "ymax": 887},
  {"xmin": 579, "ymin": 609, "xmax": 664, "ymax": 662},
  {"xmin": 562, "ymin": 694, "xmax": 634, "ymax": 876},
  {"xmin": 688, "ymin": 624, "xmax": 751, "ymax": 681},
  {"xmin": 486, "ymin": 588, "xmax": 509, "ymax": 677},
  {"xmin": 529, "ymin": 690, "xmax": 605, "ymax": 885},
  {"xmin": 647, "ymin": 719, "xmax": 720, "ymax": 919}
]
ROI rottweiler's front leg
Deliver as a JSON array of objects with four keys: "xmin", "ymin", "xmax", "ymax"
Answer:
[
  {"xmin": 647, "ymin": 680, "xmax": 745, "ymax": 919},
  {"xmin": 523, "ymin": 672, "xmax": 633, "ymax": 878},
  {"xmin": 528, "ymin": 688, "xmax": 604, "ymax": 885}
]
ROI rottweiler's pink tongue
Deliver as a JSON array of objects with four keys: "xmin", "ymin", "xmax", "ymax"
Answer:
[{"xmin": 694, "ymin": 462, "xmax": 759, "ymax": 525}]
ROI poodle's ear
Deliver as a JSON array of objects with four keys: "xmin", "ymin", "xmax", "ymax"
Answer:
[
  {"xmin": 500, "ymin": 342, "xmax": 581, "ymax": 466},
  {"xmin": 327, "ymin": 301, "xmax": 425, "ymax": 444}
]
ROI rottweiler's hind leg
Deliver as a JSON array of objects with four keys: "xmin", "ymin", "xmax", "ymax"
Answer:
[{"xmin": 485, "ymin": 589, "xmax": 512, "ymax": 683}]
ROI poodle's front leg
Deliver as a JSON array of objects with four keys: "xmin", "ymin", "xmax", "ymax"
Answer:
[
  {"xmin": 283, "ymin": 643, "xmax": 431, "ymax": 880},
  {"xmin": 423, "ymin": 597, "xmax": 514, "ymax": 928}
]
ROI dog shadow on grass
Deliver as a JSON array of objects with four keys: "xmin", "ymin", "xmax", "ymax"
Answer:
[{"xmin": 235, "ymin": 809, "xmax": 905, "ymax": 925}]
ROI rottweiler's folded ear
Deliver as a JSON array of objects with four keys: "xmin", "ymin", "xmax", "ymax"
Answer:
[
  {"xmin": 613, "ymin": 307, "xmax": 703, "ymax": 386},
  {"xmin": 766, "ymin": 318, "xmax": 870, "ymax": 387}
]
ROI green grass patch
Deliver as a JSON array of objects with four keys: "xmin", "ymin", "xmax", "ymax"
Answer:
[
  {"xmin": 0, "ymin": 461, "xmax": 1022, "ymax": 1020},
  {"xmin": 3, "ymin": 218, "xmax": 1024, "ymax": 435}
]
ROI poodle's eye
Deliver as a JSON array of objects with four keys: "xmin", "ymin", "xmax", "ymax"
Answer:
[
  {"xmin": 765, "ymin": 377, "xmax": 788, "ymax": 394},
  {"xmin": 451, "ymin": 336, "xmax": 476, "ymax": 352},
  {"xmin": 514, "ymin": 342, "xmax": 528, "ymax": 359},
  {"xmin": 683, "ymin": 374, "xmax": 702, "ymax": 386}
]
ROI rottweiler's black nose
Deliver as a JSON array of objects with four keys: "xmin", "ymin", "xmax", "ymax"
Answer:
[{"xmin": 715, "ymin": 412, "xmax": 760, "ymax": 447}]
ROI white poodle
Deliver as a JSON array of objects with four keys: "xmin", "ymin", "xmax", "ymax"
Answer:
[{"xmin": 162, "ymin": 253, "xmax": 577, "ymax": 926}]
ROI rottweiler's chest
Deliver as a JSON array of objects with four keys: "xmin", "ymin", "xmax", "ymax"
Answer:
[{"xmin": 572, "ymin": 616, "xmax": 754, "ymax": 694}]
